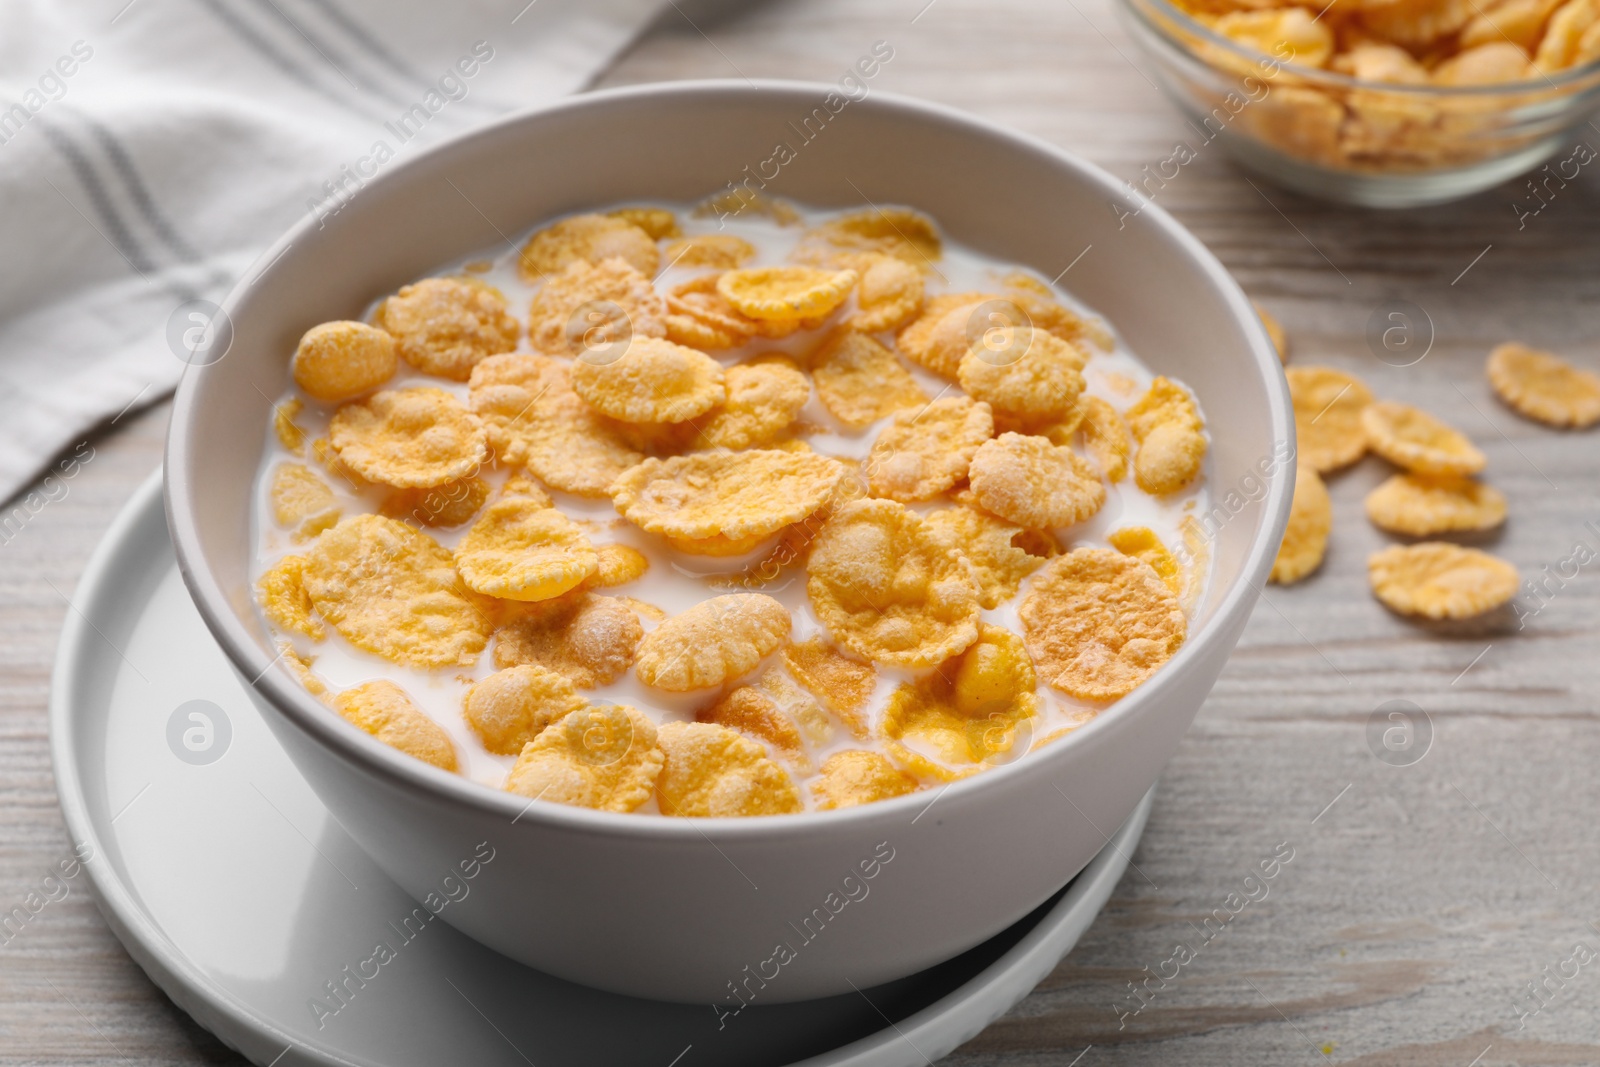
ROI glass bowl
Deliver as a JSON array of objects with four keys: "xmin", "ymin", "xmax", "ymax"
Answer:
[{"xmin": 1112, "ymin": 0, "xmax": 1600, "ymax": 207}]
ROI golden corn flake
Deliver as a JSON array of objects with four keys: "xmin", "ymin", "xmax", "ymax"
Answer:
[
  {"xmin": 570, "ymin": 336, "xmax": 725, "ymax": 425},
  {"xmin": 794, "ymin": 207, "xmax": 942, "ymax": 270},
  {"xmin": 693, "ymin": 189, "xmax": 802, "ymax": 227},
  {"xmin": 328, "ymin": 387, "xmax": 487, "ymax": 489},
  {"xmin": 1254, "ymin": 303, "xmax": 1288, "ymax": 363},
  {"xmin": 527, "ymin": 257, "xmax": 668, "ymax": 359},
  {"xmin": 607, "ymin": 206, "xmax": 680, "ymax": 240},
  {"xmin": 469, "ymin": 354, "xmax": 644, "ymax": 498},
  {"xmin": 812, "ymin": 329, "xmax": 927, "ymax": 429},
  {"xmin": 1361, "ymin": 400, "xmax": 1486, "ymax": 476},
  {"xmin": 894, "ymin": 293, "xmax": 1004, "ymax": 380},
  {"xmin": 958, "ymin": 328, "xmax": 1086, "ymax": 421},
  {"xmin": 665, "ymin": 529, "xmax": 775, "ymax": 557},
  {"xmin": 634, "ymin": 593, "xmax": 790, "ymax": 691},
  {"xmin": 807, "ymin": 498, "xmax": 981, "ymax": 668},
  {"xmin": 881, "ymin": 625, "xmax": 1040, "ymax": 781},
  {"xmin": 1002, "ymin": 274, "xmax": 1112, "ymax": 351},
  {"xmin": 303, "ymin": 514, "xmax": 489, "ymax": 668},
  {"xmin": 782, "ymin": 637, "xmax": 876, "ymax": 739},
  {"xmin": 1486, "ymin": 342, "xmax": 1600, "ymax": 428},
  {"xmin": 506, "ymin": 705, "xmax": 664, "ymax": 813},
  {"xmin": 1270, "ymin": 463, "xmax": 1332, "ymax": 585},
  {"xmin": 463, "ymin": 664, "xmax": 586, "ymax": 755},
  {"xmin": 274, "ymin": 398, "xmax": 306, "ymax": 453},
  {"xmin": 1435, "ymin": 41, "xmax": 1534, "ymax": 83},
  {"xmin": 493, "ymin": 592, "xmax": 643, "ymax": 688},
  {"xmin": 687, "ymin": 358, "xmax": 809, "ymax": 449},
  {"xmin": 845, "ymin": 253, "xmax": 925, "ymax": 333},
  {"xmin": 867, "ymin": 396, "xmax": 994, "ymax": 502},
  {"xmin": 610, "ymin": 449, "xmax": 844, "ymax": 541},
  {"xmin": 380, "ymin": 476, "xmax": 492, "ymax": 528},
  {"xmin": 1214, "ymin": 8, "xmax": 1335, "ymax": 66},
  {"xmin": 661, "ymin": 273, "xmax": 791, "ymax": 349},
  {"xmin": 292, "ymin": 321, "xmax": 397, "ymax": 402},
  {"xmin": 1077, "ymin": 396, "xmax": 1131, "ymax": 482},
  {"xmin": 1534, "ymin": 0, "xmax": 1600, "ymax": 69},
  {"xmin": 968, "ymin": 432, "xmax": 1106, "ymax": 529},
  {"xmin": 1126, "ymin": 377, "xmax": 1207, "ymax": 495},
  {"xmin": 499, "ymin": 474, "xmax": 554, "ymax": 508},
  {"xmin": 518, "ymin": 213, "xmax": 659, "ymax": 280},
  {"xmin": 270, "ymin": 463, "xmax": 340, "ymax": 537},
  {"xmin": 813, "ymin": 751, "xmax": 919, "ymax": 810},
  {"xmin": 1461, "ymin": 0, "xmax": 1561, "ymax": 50},
  {"xmin": 455, "ymin": 499, "xmax": 598, "ymax": 602},
  {"xmin": 279, "ymin": 643, "xmax": 328, "ymax": 697},
  {"xmin": 697, "ymin": 685, "xmax": 807, "ymax": 764},
  {"xmin": 375, "ymin": 278, "xmax": 519, "ymax": 381},
  {"xmin": 655, "ymin": 721, "xmax": 802, "ymax": 817},
  {"xmin": 1108, "ymin": 526, "xmax": 1183, "ymax": 596},
  {"xmin": 664, "ymin": 234, "xmax": 756, "ymax": 269},
  {"xmin": 257, "ymin": 554, "xmax": 324, "ymax": 640},
  {"xmin": 717, "ymin": 266, "xmax": 858, "ymax": 322},
  {"xmin": 1365, "ymin": 473, "xmax": 1507, "ymax": 536},
  {"xmin": 334, "ymin": 680, "xmax": 458, "ymax": 772},
  {"xmin": 588, "ymin": 543, "xmax": 649, "ymax": 588},
  {"xmin": 1020, "ymin": 548, "xmax": 1187, "ymax": 701},
  {"xmin": 924, "ymin": 505, "xmax": 1053, "ymax": 608},
  {"xmin": 1287, "ymin": 365, "xmax": 1374, "ymax": 472},
  {"xmin": 1368, "ymin": 542, "xmax": 1519, "ymax": 620}
]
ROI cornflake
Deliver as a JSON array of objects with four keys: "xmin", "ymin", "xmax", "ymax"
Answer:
[
  {"xmin": 813, "ymin": 751, "xmax": 920, "ymax": 810},
  {"xmin": 655, "ymin": 721, "xmax": 803, "ymax": 817},
  {"xmin": 782, "ymin": 637, "xmax": 876, "ymax": 739},
  {"xmin": 968, "ymin": 432, "xmax": 1106, "ymax": 528},
  {"xmin": 571, "ymin": 336, "xmax": 726, "ymax": 424},
  {"xmin": 375, "ymin": 278, "xmax": 519, "ymax": 381},
  {"xmin": 1361, "ymin": 401, "xmax": 1486, "ymax": 476},
  {"xmin": 292, "ymin": 321, "xmax": 397, "ymax": 402},
  {"xmin": 717, "ymin": 266, "xmax": 858, "ymax": 322},
  {"xmin": 607, "ymin": 206, "xmax": 680, "ymax": 240},
  {"xmin": 328, "ymin": 387, "xmax": 487, "ymax": 488},
  {"xmin": 528, "ymin": 258, "xmax": 668, "ymax": 359},
  {"xmin": 881, "ymin": 625, "xmax": 1040, "ymax": 782},
  {"xmin": 302, "ymin": 514, "xmax": 489, "ymax": 668},
  {"xmin": 256, "ymin": 554, "xmax": 324, "ymax": 639},
  {"xmin": 957, "ymin": 328, "xmax": 1086, "ymax": 422},
  {"xmin": 1365, "ymin": 473, "xmax": 1507, "ymax": 536},
  {"xmin": 812, "ymin": 330, "xmax": 928, "ymax": 429},
  {"xmin": 1077, "ymin": 396, "xmax": 1131, "ymax": 482},
  {"xmin": 1486, "ymin": 343, "xmax": 1600, "ymax": 428},
  {"xmin": 518, "ymin": 213, "xmax": 659, "ymax": 280},
  {"xmin": 697, "ymin": 685, "xmax": 807, "ymax": 765},
  {"xmin": 794, "ymin": 207, "xmax": 942, "ymax": 269},
  {"xmin": 274, "ymin": 398, "xmax": 306, "ymax": 453},
  {"xmin": 687, "ymin": 358, "xmax": 809, "ymax": 449},
  {"xmin": 807, "ymin": 498, "xmax": 981, "ymax": 668},
  {"xmin": 469, "ymin": 354, "xmax": 643, "ymax": 498},
  {"xmin": 456, "ymin": 499, "xmax": 598, "ymax": 602},
  {"xmin": 493, "ymin": 592, "xmax": 643, "ymax": 688},
  {"xmin": 895, "ymin": 293, "xmax": 1005, "ymax": 380},
  {"xmin": 1270, "ymin": 463, "xmax": 1332, "ymax": 585},
  {"xmin": 663, "ymin": 234, "xmax": 755, "ymax": 269},
  {"xmin": 844, "ymin": 253, "xmax": 925, "ymax": 333},
  {"xmin": 634, "ymin": 593, "xmax": 790, "ymax": 691},
  {"xmin": 867, "ymin": 396, "xmax": 994, "ymax": 502},
  {"xmin": 505, "ymin": 705, "xmax": 664, "ymax": 813},
  {"xmin": 270, "ymin": 463, "xmax": 340, "ymax": 538},
  {"xmin": 924, "ymin": 504, "xmax": 1055, "ymax": 608},
  {"xmin": 1020, "ymin": 548, "xmax": 1187, "ymax": 701},
  {"xmin": 1108, "ymin": 526, "xmax": 1183, "ymax": 596},
  {"xmin": 662, "ymin": 273, "xmax": 790, "ymax": 349},
  {"xmin": 588, "ymin": 544, "xmax": 649, "ymax": 588},
  {"xmin": 1126, "ymin": 377, "xmax": 1207, "ymax": 495},
  {"xmin": 463, "ymin": 664, "xmax": 586, "ymax": 755},
  {"xmin": 334, "ymin": 680, "xmax": 458, "ymax": 772},
  {"xmin": 610, "ymin": 449, "xmax": 844, "ymax": 541},
  {"xmin": 380, "ymin": 476, "xmax": 492, "ymax": 528},
  {"xmin": 1369, "ymin": 543, "xmax": 1518, "ymax": 619},
  {"xmin": 1287, "ymin": 366, "xmax": 1373, "ymax": 472}
]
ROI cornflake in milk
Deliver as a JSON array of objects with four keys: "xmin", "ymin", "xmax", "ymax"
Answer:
[{"xmin": 249, "ymin": 197, "xmax": 1213, "ymax": 815}]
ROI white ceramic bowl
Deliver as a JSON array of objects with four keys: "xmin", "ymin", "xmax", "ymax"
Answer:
[{"xmin": 166, "ymin": 80, "xmax": 1292, "ymax": 1005}]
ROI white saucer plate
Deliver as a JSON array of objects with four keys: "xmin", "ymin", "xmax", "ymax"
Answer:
[{"xmin": 50, "ymin": 471, "xmax": 1153, "ymax": 1067}]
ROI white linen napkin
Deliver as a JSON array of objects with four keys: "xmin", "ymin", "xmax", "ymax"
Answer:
[{"xmin": 0, "ymin": 0, "xmax": 667, "ymax": 504}]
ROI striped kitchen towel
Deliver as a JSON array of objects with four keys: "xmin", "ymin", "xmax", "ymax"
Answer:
[{"xmin": 0, "ymin": 0, "xmax": 668, "ymax": 504}]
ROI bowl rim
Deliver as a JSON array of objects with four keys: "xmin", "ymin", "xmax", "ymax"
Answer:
[
  {"xmin": 166, "ymin": 77, "xmax": 1293, "ymax": 841},
  {"xmin": 1116, "ymin": 0, "xmax": 1600, "ymax": 96}
]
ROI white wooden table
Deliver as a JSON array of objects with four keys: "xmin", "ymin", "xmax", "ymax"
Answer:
[{"xmin": 5, "ymin": 0, "xmax": 1600, "ymax": 1063}]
